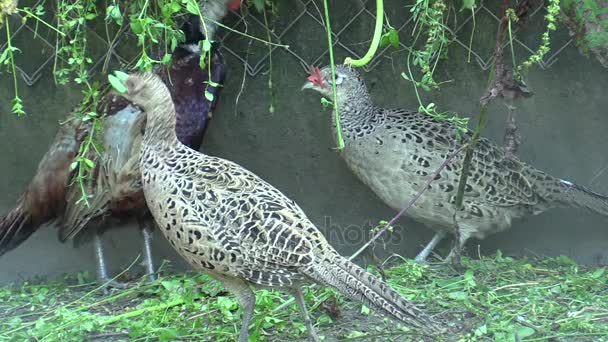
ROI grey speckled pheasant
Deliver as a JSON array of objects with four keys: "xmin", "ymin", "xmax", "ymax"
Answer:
[
  {"xmin": 113, "ymin": 72, "xmax": 441, "ymax": 341},
  {"xmin": 303, "ymin": 65, "xmax": 608, "ymax": 262}
]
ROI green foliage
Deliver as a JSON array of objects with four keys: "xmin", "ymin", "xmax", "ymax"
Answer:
[
  {"xmin": 398, "ymin": 0, "xmax": 470, "ymax": 136},
  {"xmin": 2, "ymin": 255, "xmax": 608, "ymax": 341},
  {"xmin": 409, "ymin": 0, "xmax": 449, "ymax": 92},
  {"xmin": 2, "ymin": 0, "xmax": 227, "ymax": 204},
  {"xmin": 1, "ymin": 0, "xmax": 24, "ymax": 115},
  {"xmin": 518, "ymin": 0, "xmax": 561, "ymax": 73},
  {"xmin": 562, "ymin": 0, "xmax": 608, "ymax": 55}
]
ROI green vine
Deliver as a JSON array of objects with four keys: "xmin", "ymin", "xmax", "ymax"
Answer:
[
  {"xmin": 1, "ymin": 0, "xmax": 24, "ymax": 115},
  {"xmin": 3, "ymin": 0, "xmax": 286, "ymax": 206},
  {"xmin": 408, "ymin": 0, "xmax": 450, "ymax": 91},
  {"xmin": 344, "ymin": 0, "xmax": 384, "ymax": 67},
  {"xmin": 506, "ymin": 8, "xmax": 518, "ymax": 70},
  {"xmin": 402, "ymin": 0, "xmax": 469, "ymax": 137},
  {"xmin": 518, "ymin": 0, "xmax": 560, "ymax": 73},
  {"xmin": 322, "ymin": 0, "xmax": 344, "ymax": 150}
]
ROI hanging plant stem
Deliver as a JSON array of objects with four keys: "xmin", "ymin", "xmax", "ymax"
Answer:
[
  {"xmin": 322, "ymin": 0, "xmax": 344, "ymax": 150},
  {"xmin": 344, "ymin": 0, "xmax": 384, "ymax": 67}
]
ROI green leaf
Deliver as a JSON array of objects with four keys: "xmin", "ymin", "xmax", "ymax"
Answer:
[
  {"xmin": 252, "ymin": 0, "xmax": 265, "ymax": 13},
  {"xmin": 106, "ymin": 5, "xmax": 123, "ymax": 25},
  {"xmin": 592, "ymin": 268, "xmax": 605, "ymax": 278},
  {"xmin": 447, "ymin": 291, "xmax": 468, "ymax": 300},
  {"xmin": 161, "ymin": 53, "xmax": 172, "ymax": 65},
  {"xmin": 204, "ymin": 90, "xmax": 215, "ymax": 102},
  {"xmin": 205, "ymin": 80, "xmax": 222, "ymax": 88},
  {"xmin": 185, "ymin": 1, "xmax": 199, "ymax": 15},
  {"xmin": 202, "ymin": 39, "xmax": 212, "ymax": 52},
  {"xmin": 12, "ymin": 97, "xmax": 25, "ymax": 116},
  {"xmin": 158, "ymin": 328, "xmax": 178, "ymax": 341},
  {"xmin": 388, "ymin": 27, "xmax": 399, "ymax": 48},
  {"xmin": 84, "ymin": 159, "xmax": 95, "ymax": 168},
  {"xmin": 516, "ymin": 326, "xmax": 535, "ymax": 339},
  {"xmin": 130, "ymin": 20, "xmax": 143, "ymax": 34},
  {"xmin": 474, "ymin": 324, "xmax": 487, "ymax": 336},
  {"xmin": 162, "ymin": 2, "xmax": 182, "ymax": 17},
  {"xmin": 360, "ymin": 304, "xmax": 370, "ymax": 315},
  {"xmin": 108, "ymin": 74, "xmax": 127, "ymax": 94},
  {"xmin": 320, "ymin": 98, "xmax": 332, "ymax": 110},
  {"xmin": 379, "ymin": 32, "xmax": 391, "ymax": 48},
  {"xmin": 461, "ymin": 0, "xmax": 476, "ymax": 10}
]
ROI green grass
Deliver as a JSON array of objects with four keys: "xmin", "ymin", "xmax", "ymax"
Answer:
[{"xmin": 1, "ymin": 254, "xmax": 607, "ymax": 341}]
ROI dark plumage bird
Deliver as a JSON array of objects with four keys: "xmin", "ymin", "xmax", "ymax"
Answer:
[
  {"xmin": 112, "ymin": 71, "xmax": 441, "ymax": 341},
  {"xmin": 303, "ymin": 64, "xmax": 608, "ymax": 262},
  {"xmin": 0, "ymin": 15, "xmax": 226, "ymax": 288}
]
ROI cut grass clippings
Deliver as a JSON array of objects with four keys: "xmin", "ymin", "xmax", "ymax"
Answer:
[{"xmin": 1, "ymin": 253, "xmax": 607, "ymax": 341}]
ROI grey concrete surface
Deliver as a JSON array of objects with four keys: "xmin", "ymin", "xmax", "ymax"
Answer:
[{"xmin": 1, "ymin": 3, "xmax": 608, "ymax": 284}]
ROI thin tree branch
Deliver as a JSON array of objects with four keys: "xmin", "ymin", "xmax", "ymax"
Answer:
[{"xmin": 349, "ymin": 144, "xmax": 468, "ymax": 261}]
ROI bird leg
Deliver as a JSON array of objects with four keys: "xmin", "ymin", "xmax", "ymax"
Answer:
[
  {"xmin": 93, "ymin": 232, "xmax": 127, "ymax": 290},
  {"xmin": 291, "ymin": 287, "xmax": 320, "ymax": 342},
  {"xmin": 446, "ymin": 245, "xmax": 463, "ymax": 270},
  {"xmin": 215, "ymin": 276, "xmax": 256, "ymax": 342},
  {"xmin": 414, "ymin": 232, "xmax": 446, "ymax": 263},
  {"xmin": 138, "ymin": 218, "xmax": 157, "ymax": 281},
  {"xmin": 444, "ymin": 229, "xmax": 470, "ymax": 271}
]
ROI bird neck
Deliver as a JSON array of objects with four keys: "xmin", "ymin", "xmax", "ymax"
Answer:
[
  {"xmin": 142, "ymin": 97, "xmax": 179, "ymax": 149},
  {"xmin": 332, "ymin": 89, "xmax": 377, "ymax": 137}
]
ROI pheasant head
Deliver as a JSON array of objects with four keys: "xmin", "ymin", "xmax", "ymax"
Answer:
[
  {"xmin": 109, "ymin": 71, "xmax": 172, "ymax": 113},
  {"xmin": 109, "ymin": 71, "xmax": 178, "ymax": 141},
  {"xmin": 301, "ymin": 64, "xmax": 370, "ymax": 107}
]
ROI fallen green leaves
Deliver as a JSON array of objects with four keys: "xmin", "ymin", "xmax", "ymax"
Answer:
[{"xmin": 1, "ymin": 253, "xmax": 607, "ymax": 341}]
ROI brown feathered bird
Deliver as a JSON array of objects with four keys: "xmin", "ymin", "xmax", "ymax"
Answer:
[
  {"xmin": 111, "ymin": 71, "xmax": 441, "ymax": 341},
  {"xmin": 303, "ymin": 64, "xmax": 608, "ymax": 262},
  {"xmin": 0, "ymin": 15, "xmax": 226, "ymax": 288}
]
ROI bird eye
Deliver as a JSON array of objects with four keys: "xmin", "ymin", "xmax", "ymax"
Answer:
[{"xmin": 335, "ymin": 73, "xmax": 344, "ymax": 85}]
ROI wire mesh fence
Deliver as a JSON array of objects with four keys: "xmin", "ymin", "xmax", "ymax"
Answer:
[{"xmin": 1, "ymin": 0, "xmax": 575, "ymax": 88}]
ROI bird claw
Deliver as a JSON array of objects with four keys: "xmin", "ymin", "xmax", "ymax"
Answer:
[
  {"xmin": 98, "ymin": 279, "xmax": 129, "ymax": 294},
  {"xmin": 146, "ymin": 273, "xmax": 158, "ymax": 282},
  {"xmin": 444, "ymin": 250, "xmax": 465, "ymax": 272}
]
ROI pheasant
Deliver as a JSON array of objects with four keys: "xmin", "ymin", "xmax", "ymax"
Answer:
[
  {"xmin": 112, "ymin": 71, "xmax": 440, "ymax": 341},
  {"xmin": 303, "ymin": 64, "xmax": 608, "ymax": 262},
  {"xmin": 0, "ymin": 15, "xmax": 226, "ymax": 288}
]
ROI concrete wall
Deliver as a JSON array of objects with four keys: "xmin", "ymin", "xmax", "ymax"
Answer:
[{"xmin": 1, "ymin": 1, "xmax": 608, "ymax": 284}]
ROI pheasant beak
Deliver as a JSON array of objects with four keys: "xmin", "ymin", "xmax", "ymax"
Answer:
[
  {"xmin": 301, "ymin": 80, "xmax": 315, "ymax": 91},
  {"xmin": 301, "ymin": 78, "xmax": 327, "ymax": 91},
  {"xmin": 302, "ymin": 65, "xmax": 325, "ymax": 91}
]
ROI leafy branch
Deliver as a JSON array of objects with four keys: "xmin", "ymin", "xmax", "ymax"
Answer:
[{"xmin": 1, "ymin": 0, "xmax": 24, "ymax": 115}]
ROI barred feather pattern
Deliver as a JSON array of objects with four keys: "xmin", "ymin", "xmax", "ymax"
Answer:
[
  {"xmin": 121, "ymin": 72, "xmax": 439, "ymax": 334},
  {"xmin": 309, "ymin": 65, "xmax": 608, "ymax": 248}
]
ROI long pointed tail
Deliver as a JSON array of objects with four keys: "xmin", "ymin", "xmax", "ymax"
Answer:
[
  {"xmin": 0, "ymin": 195, "xmax": 36, "ymax": 256},
  {"xmin": 308, "ymin": 254, "xmax": 440, "ymax": 335},
  {"xmin": 557, "ymin": 179, "xmax": 608, "ymax": 216}
]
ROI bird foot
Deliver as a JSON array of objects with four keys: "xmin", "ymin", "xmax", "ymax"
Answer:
[
  {"xmin": 444, "ymin": 251, "xmax": 465, "ymax": 272},
  {"xmin": 98, "ymin": 278, "xmax": 129, "ymax": 294},
  {"xmin": 414, "ymin": 253, "xmax": 429, "ymax": 264}
]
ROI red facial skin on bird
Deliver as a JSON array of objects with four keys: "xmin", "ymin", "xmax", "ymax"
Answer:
[
  {"xmin": 228, "ymin": 0, "xmax": 242, "ymax": 11},
  {"xmin": 307, "ymin": 66, "xmax": 324, "ymax": 88}
]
